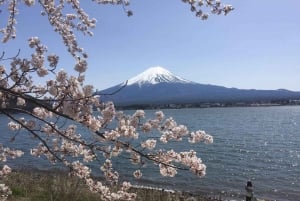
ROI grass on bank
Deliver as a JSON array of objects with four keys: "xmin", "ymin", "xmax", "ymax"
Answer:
[{"xmin": 2, "ymin": 170, "xmax": 214, "ymax": 201}]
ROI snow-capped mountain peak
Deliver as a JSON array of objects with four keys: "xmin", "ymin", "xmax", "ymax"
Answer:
[{"xmin": 127, "ymin": 66, "xmax": 192, "ymax": 86}]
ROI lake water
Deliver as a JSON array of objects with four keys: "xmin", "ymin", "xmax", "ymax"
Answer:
[{"xmin": 1, "ymin": 106, "xmax": 300, "ymax": 201}]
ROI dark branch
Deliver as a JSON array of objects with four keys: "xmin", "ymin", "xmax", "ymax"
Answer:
[
  {"xmin": 0, "ymin": 49, "xmax": 20, "ymax": 61},
  {"xmin": 97, "ymin": 80, "xmax": 128, "ymax": 96}
]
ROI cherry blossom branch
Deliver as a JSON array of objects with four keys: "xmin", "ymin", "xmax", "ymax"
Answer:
[
  {"xmin": 0, "ymin": 0, "xmax": 17, "ymax": 42},
  {"xmin": 181, "ymin": 0, "xmax": 234, "ymax": 20},
  {"xmin": 0, "ymin": 49, "xmax": 20, "ymax": 61},
  {"xmin": 2, "ymin": 110, "xmax": 64, "ymax": 163},
  {"xmin": 0, "ymin": 1, "xmax": 232, "ymax": 200}
]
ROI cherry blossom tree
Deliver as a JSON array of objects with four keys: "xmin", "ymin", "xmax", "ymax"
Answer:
[{"xmin": 0, "ymin": 0, "xmax": 233, "ymax": 200}]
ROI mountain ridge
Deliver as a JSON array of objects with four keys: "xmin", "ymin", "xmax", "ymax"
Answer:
[{"xmin": 96, "ymin": 67, "xmax": 300, "ymax": 107}]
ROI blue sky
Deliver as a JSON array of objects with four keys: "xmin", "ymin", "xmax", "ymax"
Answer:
[{"xmin": 1, "ymin": 0, "xmax": 300, "ymax": 91}]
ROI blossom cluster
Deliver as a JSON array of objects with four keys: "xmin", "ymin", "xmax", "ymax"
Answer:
[
  {"xmin": 0, "ymin": 165, "xmax": 11, "ymax": 177},
  {"xmin": 85, "ymin": 177, "xmax": 136, "ymax": 201},
  {"xmin": 0, "ymin": 183, "xmax": 11, "ymax": 199},
  {"xmin": 0, "ymin": 145, "xmax": 23, "ymax": 199},
  {"xmin": 92, "ymin": 0, "xmax": 132, "ymax": 16},
  {"xmin": 141, "ymin": 139, "xmax": 157, "ymax": 150},
  {"xmin": 0, "ymin": 0, "xmax": 18, "ymax": 42},
  {"xmin": 181, "ymin": 0, "xmax": 234, "ymax": 20},
  {"xmin": 0, "ymin": 145, "xmax": 24, "ymax": 162},
  {"xmin": 149, "ymin": 149, "xmax": 207, "ymax": 177},
  {"xmin": 189, "ymin": 130, "xmax": 213, "ymax": 144}
]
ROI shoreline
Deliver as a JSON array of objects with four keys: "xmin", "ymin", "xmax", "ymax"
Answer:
[
  {"xmin": 3, "ymin": 168, "xmax": 271, "ymax": 201},
  {"xmin": 3, "ymin": 169, "xmax": 215, "ymax": 201}
]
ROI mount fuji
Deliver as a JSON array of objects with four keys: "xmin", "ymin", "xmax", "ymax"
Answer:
[
  {"xmin": 126, "ymin": 67, "xmax": 193, "ymax": 86},
  {"xmin": 96, "ymin": 66, "xmax": 300, "ymax": 107}
]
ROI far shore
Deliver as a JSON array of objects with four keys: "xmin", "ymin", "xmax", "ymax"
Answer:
[{"xmin": 114, "ymin": 101, "xmax": 300, "ymax": 110}]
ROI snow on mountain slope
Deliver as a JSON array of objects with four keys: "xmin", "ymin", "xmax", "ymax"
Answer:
[{"xmin": 127, "ymin": 66, "xmax": 193, "ymax": 86}]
